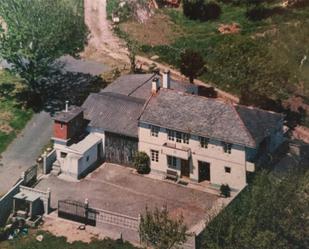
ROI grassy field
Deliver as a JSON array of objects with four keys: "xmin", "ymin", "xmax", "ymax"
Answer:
[
  {"xmin": 0, "ymin": 70, "xmax": 33, "ymax": 154},
  {"xmin": 0, "ymin": 230, "xmax": 137, "ymax": 249},
  {"xmin": 118, "ymin": 2, "xmax": 309, "ymax": 99}
]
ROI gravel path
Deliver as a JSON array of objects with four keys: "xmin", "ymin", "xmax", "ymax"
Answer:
[
  {"xmin": 83, "ymin": 0, "xmax": 129, "ymax": 63},
  {"xmin": 0, "ymin": 111, "xmax": 52, "ymax": 194}
]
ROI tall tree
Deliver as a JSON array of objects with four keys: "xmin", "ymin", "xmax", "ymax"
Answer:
[
  {"xmin": 139, "ymin": 206, "xmax": 188, "ymax": 249},
  {"xmin": 180, "ymin": 49, "xmax": 205, "ymax": 83},
  {"xmin": 0, "ymin": 0, "xmax": 88, "ymax": 93},
  {"xmin": 202, "ymin": 168, "xmax": 309, "ymax": 249}
]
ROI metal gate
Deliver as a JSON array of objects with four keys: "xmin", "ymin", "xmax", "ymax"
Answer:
[{"xmin": 58, "ymin": 200, "xmax": 97, "ymax": 226}]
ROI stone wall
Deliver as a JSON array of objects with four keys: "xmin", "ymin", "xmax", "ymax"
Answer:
[{"xmin": 0, "ymin": 179, "xmax": 23, "ymax": 226}]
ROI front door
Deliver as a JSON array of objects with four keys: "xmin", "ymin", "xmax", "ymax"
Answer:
[
  {"xmin": 198, "ymin": 161, "xmax": 210, "ymax": 182},
  {"xmin": 181, "ymin": 160, "xmax": 190, "ymax": 178}
]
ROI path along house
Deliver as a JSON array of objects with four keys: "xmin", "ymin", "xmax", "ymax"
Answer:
[{"xmin": 51, "ymin": 71, "xmax": 284, "ymax": 190}]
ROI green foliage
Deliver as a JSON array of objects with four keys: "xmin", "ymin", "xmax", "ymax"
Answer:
[
  {"xmin": 201, "ymin": 169, "xmax": 309, "ymax": 249},
  {"xmin": 0, "ymin": 0, "xmax": 88, "ymax": 92},
  {"xmin": 1, "ymin": 231, "xmax": 137, "ymax": 249},
  {"xmin": 220, "ymin": 184, "xmax": 231, "ymax": 197},
  {"xmin": 180, "ymin": 49, "xmax": 205, "ymax": 83},
  {"xmin": 139, "ymin": 206, "xmax": 188, "ymax": 249},
  {"xmin": 133, "ymin": 151, "xmax": 150, "ymax": 174},
  {"xmin": 0, "ymin": 70, "xmax": 32, "ymax": 154},
  {"xmin": 183, "ymin": 0, "xmax": 222, "ymax": 21}
]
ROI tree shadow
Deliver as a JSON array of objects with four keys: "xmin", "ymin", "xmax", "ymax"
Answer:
[
  {"xmin": 17, "ymin": 70, "xmax": 107, "ymax": 115},
  {"xmin": 240, "ymin": 91, "xmax": 307, "ymax": 129}
]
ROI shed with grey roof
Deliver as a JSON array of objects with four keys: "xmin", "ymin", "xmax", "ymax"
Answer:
[
  {"xmin": 82, "ymin": 92, "xmax": 146, "ymax": 138},
  {"xmin": 101, "ymin": 73, "xmax": 198, "ymax": 100}
]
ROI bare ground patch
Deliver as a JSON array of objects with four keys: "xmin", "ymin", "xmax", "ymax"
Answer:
[{"xmin": 120, "ymin": 12, "xmax": 182, "ymax": 46}]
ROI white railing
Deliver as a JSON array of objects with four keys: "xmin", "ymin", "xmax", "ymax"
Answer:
[{"xmin": 94, "ymin": 207, "xmax": 140, "ymax": 231}]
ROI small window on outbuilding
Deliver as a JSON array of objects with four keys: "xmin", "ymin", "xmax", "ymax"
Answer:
[
  {"xmin": 86, "ymin": 156, "xmax": 89, "ymax": 162},
  {"xmin": 225, "ymin": 166, "xmax": 231, "ymax": 173}
]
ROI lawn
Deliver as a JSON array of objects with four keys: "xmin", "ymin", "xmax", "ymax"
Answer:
[
  {"xmin": 118, "ymin": 2, "xmax": 309, "ymax": 98},
  {"xmin": 0, "ymin": 70, "xmax": 33, "ymax": 154},
  {"xmin": 0, "ymin": 230, "xmax": 137, "ymax": 249}
]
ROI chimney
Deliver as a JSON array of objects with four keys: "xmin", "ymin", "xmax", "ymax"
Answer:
[
  {"xmin": 65, "ymin": 100, "xmax": 69, "ymax": 112},
  {"xmin": 152, "ymin": 77, "xmax": 160, "ymax": 94},
  {"xmin": 163, "ymin": 70, "xmax": 170, "ymax": 89}
]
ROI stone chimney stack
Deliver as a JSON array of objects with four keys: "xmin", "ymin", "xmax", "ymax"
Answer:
[
  {"xmin": 65, "ymin": 101, "xmax": 69, "ymax": 112},
  {"xmin": 163, "ymin": 70, "xmax": 171, "ymax": 89},
  {"xmin": 152, "ymin": 77, "xmax": 160, "ymax": 94}
]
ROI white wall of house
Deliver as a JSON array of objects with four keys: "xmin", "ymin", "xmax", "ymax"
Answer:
[
  {"xmin": 87, "ymin": 127, "xmax": 105, "ymax": 158},
  {"xmin": 138, "ymin": 122, "xmax": 250, "ymax": 190},
  {"xmin": 54, "ymin": 139, "xmax": 100, "ymax": 179},
  {"xmin": 77, "ymin": 144, "xmax": 99, "ymax": 176}
]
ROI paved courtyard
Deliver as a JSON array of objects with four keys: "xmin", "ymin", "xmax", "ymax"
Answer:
[{"xmin": 35, "ymin": 163, "xmax": 219, "ymax": 228}]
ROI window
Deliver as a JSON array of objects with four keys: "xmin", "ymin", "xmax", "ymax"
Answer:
[
  {"xmin": 167, "ymin": 156, "xmax": 177, "ymax": 168},
  {"xmin": 60, "ymin": 152, "xmax": 67, "ymax": 158},
  {"xmin": 151, "ymin": 150, "xmax": 159, "ymax": 162},
  {"xmin": 86, "ymin": 156, "xmax": 89, "ymax": 162},
  {"xmin": 222, "ymin": 142, "xmax": 232, "ymax": 154},
  {"xmin": 167, "ymin": 129, "xmax": 175, "ymax": 141},
  {"xmin": 150, "ymin": 125, "xmax": 160, "ymax": 137},
  {"xmin": 225, "ymin": 166, "xmax": 231, "ymax": 173},
  {"xmin": 199, "ymin": 137, "xmax": 209, "ymax": 148},
  {"xmin": 183, "ymin": 133, "xmax": 190, "ymax": 144},
  {"xmin": 176, "ymin": 132, "xmax": 182, "ymax": 143}
]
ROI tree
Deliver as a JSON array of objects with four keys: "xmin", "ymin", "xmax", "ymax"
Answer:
[
  {"xmin": 139, "ymin": 206, "xmax": 188, "ymax": 249},
  {"xmin": 0, "ymin": 0, "xmax": 88, "ymax": 93},
  {"xmin": 201, "ymin": 168, "xmax": 309, "ymax": 249},
  {"xmin": 183, "ymin": 0, "xmax": 221, "ymax": 21},
  {"xmin": 133, "ymin": 151, "xmax": 150, "ymax": 174},
  {"xmin": 180, "ymin": 49, "xmax": 205, "ymax": 83}
]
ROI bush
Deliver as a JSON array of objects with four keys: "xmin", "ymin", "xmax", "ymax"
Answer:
[
  {"xmin": 220, "ymin": 184, "xmax": 231, "ymax": 197},
  {"xmin": 183, "ymin": 0, "xmax": 221, "ymax": 21},
  {"xmin": 133, "ymin": 152, "xmax": 150, "ymax": 174},
  {"xmin": 246, "ymin": 6, "xmax": 270, "ymax": 21},
  {"xmin": 202, "ymin": 1, "xmax": 222, "ymax": 21}
]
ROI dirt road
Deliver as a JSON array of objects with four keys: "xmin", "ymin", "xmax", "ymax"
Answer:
[{"xmin": 83, "ymin": 0, "xmax": 129, "ymax": 64}]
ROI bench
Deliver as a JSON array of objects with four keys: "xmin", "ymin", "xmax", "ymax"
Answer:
[{"xmin": 166, "ymin": 169, "xmax": 178, "ymax": 181}]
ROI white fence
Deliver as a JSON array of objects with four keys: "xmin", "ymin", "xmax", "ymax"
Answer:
[{"xmin": 93, "ymin": 207, "xmax": 140, "ymax": 231}]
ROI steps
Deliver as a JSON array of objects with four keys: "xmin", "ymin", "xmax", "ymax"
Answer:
[{"xmin": 51, "ymin": 161, "xmax": 61, "ymax": 176}]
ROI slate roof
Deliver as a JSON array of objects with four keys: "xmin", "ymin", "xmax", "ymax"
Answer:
[
  {"xmin": 53, "ymin": 106, "xmax": 84, "ymax": 123},
  {"xmin": 101, "ymin": 73, "xmax": 197, "ymax": 100},
  {"xmin": 235, "ymin": 105, "xmax": 283, "ymax": 145},
  {"xmin": 82, "ymin": 92, "xmax": 145, "ymax": 138},
  {"xmin": 139, "ymin": 90, "xmax": 283, "ymax": 148}
]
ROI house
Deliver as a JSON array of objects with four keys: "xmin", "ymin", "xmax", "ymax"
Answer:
[{"xmin": 51, "ymin": 71, "xmax": 284, "ymax": 190}]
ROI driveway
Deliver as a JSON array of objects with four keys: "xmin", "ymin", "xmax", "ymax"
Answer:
[
  {"xmin": 35, "ymin": 163, "xmax": 218, "ymax": 228},
  {"xmin": 0, "ymin": 111, "xmax": 53, "ymax": 194}
]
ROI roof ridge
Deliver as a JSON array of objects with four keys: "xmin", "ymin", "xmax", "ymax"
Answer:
[
  {"xmin": 234, "ymin": 103, "xmax": 284, "ymax": 117},
  {"xmin": 230, "ymin": 103, "xmax": 256, "ymax": 147},
  {"xmin": 128, "ymin": 73, "xmax": 157, "ymax": 97},
  {"xmin": 138, "ymin": 93, "xmax": 154, "ymax": 121}
]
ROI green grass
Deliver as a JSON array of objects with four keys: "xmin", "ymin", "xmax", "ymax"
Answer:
[
  {"xmin": 0, "ymin": 70, "xmax": 33, "ymax": 154},
  {"xmin": 123, "ymin": 3, "xmax": 309, "ymax": 97},
  {"xmin": 0, "ymin": 231, "xmax": 138, "ymax": 249}
]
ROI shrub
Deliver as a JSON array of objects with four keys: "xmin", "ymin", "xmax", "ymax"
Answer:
[
  {"xmin": 202, "ymin": 1, "xmax": 222, "ymax": 21},
  {"xmin": 246, "ymin": 6, "xmax": 270, "ymax": 21},
  {"xmin": 133, "ymin": 152, "xmax": 150, "ymax": 174},
  {"xmin": 183, "ymin": 0, "xmax": 222, "ymax": 21},
  {"xmin": 220, "ymin": 184, "xmax": 231, "ymax": 197}
]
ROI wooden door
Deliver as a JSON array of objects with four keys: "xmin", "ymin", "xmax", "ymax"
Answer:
[
  {"xmin": 198, "ymin": 161, "xmax": 210, "ymax": 182},
  {"xmin": 181, "ymin": 160, "xmax": 190, "ymax": 178}
]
